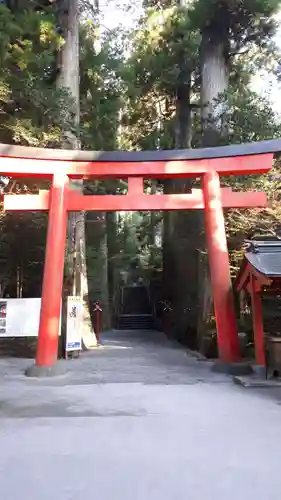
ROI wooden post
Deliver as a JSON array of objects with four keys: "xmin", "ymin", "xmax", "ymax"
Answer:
[{"xmin": 250, "ymin": 275, "xmax": 266, "ymax": 368}]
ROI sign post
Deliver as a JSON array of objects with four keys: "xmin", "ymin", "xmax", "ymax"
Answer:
[{"xmin": 66, "ymin": 296, "xmax": 82, "ymax": 358}]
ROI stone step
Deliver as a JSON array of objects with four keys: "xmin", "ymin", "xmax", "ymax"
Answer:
[{"xmin": 117, "ymin": 314, "xmax": 154, "ymax": 330}]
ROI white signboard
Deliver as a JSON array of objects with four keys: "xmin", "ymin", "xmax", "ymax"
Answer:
[
  {"xmin": 0, "ymin": 298, "xmax": 62, "ymax": 337},
  {"xmin": 66, "ymin": 296, "xmax": 83, "ymax": 352},
  {"xmin": 0, "ymin": 298, "xmax": 41, "ymax": 337}
]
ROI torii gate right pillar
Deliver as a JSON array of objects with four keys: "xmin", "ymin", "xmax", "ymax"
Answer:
[{"xmin": 202, "ymin": 170, "xmax": 240, "ymax": 363}]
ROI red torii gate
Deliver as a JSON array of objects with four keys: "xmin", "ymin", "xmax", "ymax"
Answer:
[{"xmin": 0, "ymin": 139, "xmax": 279, "ymax": 376}]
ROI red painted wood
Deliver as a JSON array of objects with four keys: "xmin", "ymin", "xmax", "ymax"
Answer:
[
  {"xmin": 251, "ymin": 268, "xmax": 272, "ymax": 287},
  {"xmin": 222, "ymin": 190, "xmax": 267, "ymax": 207},
  {"xmin": 35, "ymin": 172, "xmax": 68, "ymax": 367},
  {"xmin": 0, "ymin": 153, "xmax": 273, "ymax": 178},
  {"xmin": 202, "ymin": 170, "xmax": 240, "ymax": 363},
  {"xmin": 236, "ymin": 259, "xmax": 273, "ymax": 292},
  {"xmin": 236, "ymin": 263, "xmax": 251, "ymax": 292},
  {"xmin": 128, "ymin": 177, "xmax": 143, "ymax": 195},
  {"xmin": 4, "ymin": 188, "xmax": 268, "ymax": 212},
  {"xmin": 250, "ymin": 275, "xmax": 266, "ymax": 367}
]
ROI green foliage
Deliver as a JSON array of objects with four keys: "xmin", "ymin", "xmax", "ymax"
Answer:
[
  {"xmin": 190, "ymin": 0, "xmax": 280, "ymax": 46},
  {"xmin": 0, "ymin": 2, "xmax": 68, "ymax": 145},
  {"xmin": 0, "ymin": 1, "xmax": 122, "ymax": 148},
  {"xmin": 0, "ymin": 208, "xmax": 47, "ymax": 296},
  {"xmin": 217, "ymin": 86, "xmax": 281, "ymax": 273},
  {"xmin": 0, "ymin": 0, "xmax": 123, "ymax": 301},
  {"xmin": 122, "ymin": 3, "xmax": 201, "ymax": 148},
  {"xmin": 123, "ymin": 0, "xmax": 281, "ymax": 150},
  {"xmin": 130, "ymin": 6, "xmax": 199, "ymax": 93},
  {"xmin": 80, "ymin": 23, "xmax": 122, "ymax": 150}
]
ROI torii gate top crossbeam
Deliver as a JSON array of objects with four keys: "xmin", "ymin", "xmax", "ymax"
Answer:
[
  {"xmin": 0, "ymin": 139, "xmax": 278, "ymax": 178},
  {"xmin": 1, "ymin": 137, "xmax": 281, "ymax": 161}
]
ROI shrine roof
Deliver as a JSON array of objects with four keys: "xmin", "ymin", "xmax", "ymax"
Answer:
[
  {"xmin": 0, "ymin": 137, "xmax": 281, "ymax": 162},
  {"xmin": 235, "ymin": 240, "xmax": 281, "ymax": 292},
  {"xmin": 245, "ymin": 241, "xmax": 281, "ymax": 278},
  {"xmin": 244, "ymin": 241, "xmax": 281, "ymax": 278}
]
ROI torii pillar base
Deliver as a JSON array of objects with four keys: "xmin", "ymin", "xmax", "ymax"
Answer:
[
  {"xmin": 211, "ymin": 361, "xmax": 253, "ymax": 376},
  {"xmin": 25, "ymin": 362, "xmax": 67, "ymax": 378}
]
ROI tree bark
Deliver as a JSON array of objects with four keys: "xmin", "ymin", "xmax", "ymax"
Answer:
[
  {"xmin": 56, "ymin": 0, "xmax": 97, "ymax": 348},
  {"xmin": 200, "ymin": 27, "xmax": 229, "ymax": 147}
]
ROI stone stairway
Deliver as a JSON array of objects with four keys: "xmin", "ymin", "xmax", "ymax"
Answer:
[
  {"xmin": 118, "ymin": 313, "xmax": 154, "ymax": 330},
  {"xmin": 117, "ymin": 285, "xmax": 154, "ymax": 330}
]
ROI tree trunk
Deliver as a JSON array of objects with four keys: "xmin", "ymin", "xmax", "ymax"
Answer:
[
  {"xmin": 200, "ymin": 28, "xmax": 229, "ymax": 147},
  {"xmin": 56, "ymin": 0, "xmax": 96, "ymax": 348},
  {"xmin": 163, "ymin": 77, "xmax": 200, "ymax": 347},
  {"xmin": 106, "ymin": 211, "xmax": 118, "ymax": 325},
  {"xmin": 197, "ymin": 24, "xmax": 229, "ymax": 354},
  {"xmin": 86, "ymin": 212, "xmax": 111, "ymax": 329},
  {"xmin": 174, "ymin": 82, "xmax": 193, "ymax": 150}
]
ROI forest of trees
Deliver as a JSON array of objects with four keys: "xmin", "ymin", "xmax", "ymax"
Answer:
[{"xmin": 0, "ymin": 0, "xmax": 281, "ymax": 355}]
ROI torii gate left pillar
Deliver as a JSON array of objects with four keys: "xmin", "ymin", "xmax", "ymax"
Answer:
[
  {"xmin": 0, "ymin": 145, "xmax": 274, "ymax": 376},
  {"xmin": 35, "ymin": 172, "xmax": 69, "ymax": 373}
]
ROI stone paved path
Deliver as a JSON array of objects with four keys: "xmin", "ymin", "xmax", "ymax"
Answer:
[{"xmin": 1, "ymin": 329, "xmax": 281, "ymax": 499}]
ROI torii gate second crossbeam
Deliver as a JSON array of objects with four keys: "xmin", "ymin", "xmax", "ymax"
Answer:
[{"xmin": 0, "ymin": 139, "xmax": 278, "ymax": 376}]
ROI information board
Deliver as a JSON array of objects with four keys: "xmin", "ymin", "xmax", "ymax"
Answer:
[
  {"xmin": 66, "ymin": 296, "xmax": 83, "ymax": 352},
  {"xmin": 0, "ymin": 298, "xmax": 58, "ymax": 337}
]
